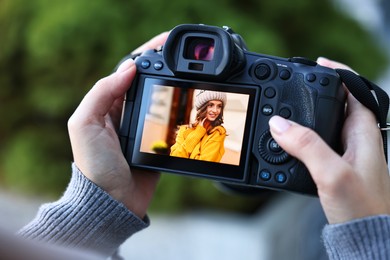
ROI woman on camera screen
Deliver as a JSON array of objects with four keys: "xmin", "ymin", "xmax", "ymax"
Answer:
[{"xmin": 170, "ymin": 90, "xmax": 227, "ymax": 162}]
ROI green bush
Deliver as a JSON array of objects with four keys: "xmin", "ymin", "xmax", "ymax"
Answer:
[
  {"xmin": 0, "ymin": 0, "xmax": 387, "ymax": 213},
  {"xmin": 2, "ymin": 127, "xmax": 71, "ymax": 196}
]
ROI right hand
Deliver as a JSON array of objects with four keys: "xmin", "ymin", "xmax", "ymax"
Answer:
[{"xmin": 269, "ymin": 57, "xmax": 390, "ymax": 224}]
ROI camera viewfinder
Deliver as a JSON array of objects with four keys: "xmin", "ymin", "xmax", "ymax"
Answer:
[{"xmin": 184, "ymin": 37, "xmax": 215, "ymax": 61}]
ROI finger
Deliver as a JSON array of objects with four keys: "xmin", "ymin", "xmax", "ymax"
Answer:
[
  {"xmin": 317, "ymin": 57, "xmax": 358, "ymax": 74},
  {"xmin": 132, "ymin": 31, "xmax": 170, "ymax": 54},
  {"xmin": 71, "ymin": 59, "xmax": 136, "ymax": 124},
  {"xmin": 269, "ymin": 116, "xmax": 346, "ymax": 185},
  {"xmin": 343, "ymin": 93, "xmax": 381, "ymax": 144},
  {"xmin": 342, "ymin": 93, "xmax": 384, "ymax": 164},
  {"xmin": 345, "ymin": 92, "xmax": 376, "ymax": 123}
]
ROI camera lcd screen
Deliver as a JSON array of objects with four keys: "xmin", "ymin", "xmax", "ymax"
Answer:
[{"xmin": 131, "ymin": 77, "xmax": 257, "ymax": 182}]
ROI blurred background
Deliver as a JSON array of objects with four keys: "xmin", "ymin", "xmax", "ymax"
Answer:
[{"xmin": 0, "ymin": 0, "xmax": 389, "ymax": 259}]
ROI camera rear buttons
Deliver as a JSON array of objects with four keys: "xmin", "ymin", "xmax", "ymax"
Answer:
[
  {"xmin": 279, "ymin": 107, "xmax": 291, "ymax": 119},
  {"xmin": 257, "ymin": 170, "xmax": 287, "ymax": 184},
  {"xmin": 140, "ymin": 60, "xmax": 151, "ymax": 69},
  {"xmin": 275, "ymin": 172, "xmax": 287, "ymax": 183},
  {"xmin": 252, "ymin": 60, "xmax": 277, "ymax": 81},
  {"xmin": 320, "ymin": 77, "xmax": 330, "ymax": 86},
  {"xmin": 306, "ymin": 73, "xmax": 330, "ymax": 86},
  {"xmin": 153, "ymin": 61, "xmax": 164, "ymax": 70},
  {"xmin": 306, "ymin": 73, "xmax": 316, "ymax": 82},
  {"xmin": 255, "ymin": 63, "xmax": 272, "ymax": 80},
  {"xmin": 258, "ymin": 170, "xmax": 271, "ymax": 181},
  {"xmin": 268, "ymin": 139, "xmax": 283, "ymax": 153},
  {"xmin": 279, "ymin": 69, "xmax": 291, "ymax": 80},
  {"xmin": 264, "ymin": 87, "xmax": 276, "ymax": 98},
  {"xmin": 262, "ymin": 105, "xmax": 273, "ymax": 116},
  {"xmin": 139, "ymin": 59, "xmax": 163, "ymax": 70}
]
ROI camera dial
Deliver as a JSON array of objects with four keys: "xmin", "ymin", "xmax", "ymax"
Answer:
[{"xmin": 258, "ymin": 131, "xmax": 290, "ymax": 164}]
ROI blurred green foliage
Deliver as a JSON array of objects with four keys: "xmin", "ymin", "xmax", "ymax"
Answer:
[{"xmin": 0, "ymin": 0, "xmax": 387, "ymax": 211}]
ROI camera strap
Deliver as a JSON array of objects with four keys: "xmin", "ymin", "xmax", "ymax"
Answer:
[{"xmin": 336, "ymin": 68, "xmax": 390, "ymax": 162}]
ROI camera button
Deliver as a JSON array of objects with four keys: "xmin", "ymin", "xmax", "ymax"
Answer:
[
  {"xmin": 320, "ymin": 77, "xmax": 330, "ymax": 86},
  {"xmin": 279, "ymin": 107, "xmax": 291, "ymax": 119},
  {"xmin": 306, "ymin": 73, "xmax": 316, "ymax": 82},
  {"xmin": 269, "ymin": 139, "xmax": 282, "ymax": 153},
  {"xmin": 264, "ymin": 87, "xmax": 276, "ymax": 98},
  {"xmin": 153, "ymin": 61, "xmax": 164, "ymax": 70},
  {"xmin": 275, "ymin": 172, "xmax": 287, "ymax": 183},
  {"xmin": 279, "ymin": 69, "xmax": 291, "ymax": 80},
  {"xmin": 258, "ymin": 170, "xmax": 271, "ymax": 181},
  {"xmin": 262, "ymin": 105, "xmax": 273, "ymax": 116},
  {"xmin": 141, "ymin": 60, "xmax": 151, "ymax": 69},
  {"xmin": 255, "ymin": 64, "xmax": 271, "ymax": 80}
]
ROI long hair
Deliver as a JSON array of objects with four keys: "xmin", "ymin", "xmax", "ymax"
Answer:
[{"xmin": 192, "ymin": 101, "xmax": 224, "ymax": 134}]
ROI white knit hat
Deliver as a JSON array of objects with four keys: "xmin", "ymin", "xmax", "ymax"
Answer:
[{"xmin": 195, "ymin": 90, "xmax": 227, "ymax": 110}]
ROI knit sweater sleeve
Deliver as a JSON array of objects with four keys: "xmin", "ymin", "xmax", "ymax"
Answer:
[
  {"xmin": 18, "ymin": 164, "xmax": 149, "ymax": 257},
  {"xmin": 322, "ymin": 215, "xmax": 390, "ymax": 259}
]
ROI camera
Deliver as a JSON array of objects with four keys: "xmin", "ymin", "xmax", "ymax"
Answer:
[{"xmin": 119, "ymin": 24, "xmax": 346, "ymax": 195}]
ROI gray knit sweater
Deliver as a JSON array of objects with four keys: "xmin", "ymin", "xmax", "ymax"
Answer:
[
  {"xmin": 16, "ymin": 165, "xmax": 390, "ymax": 259},
  {"xmin": 18, "ymin": 164, "xmax": 148, "ymax": 258},
  {"xmin": 323, "ymin": 215, "xmax": 390, "ymax": 259}
]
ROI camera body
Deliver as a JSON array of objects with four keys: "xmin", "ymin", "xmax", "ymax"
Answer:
[{"xmin": 119, "ymin": 24, "xmax": 346, "ymax": 195}]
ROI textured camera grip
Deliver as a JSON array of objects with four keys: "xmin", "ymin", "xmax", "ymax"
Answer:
[{"xmin": 279, "ymin": 73, "xmax": 317, "ymax": 128}]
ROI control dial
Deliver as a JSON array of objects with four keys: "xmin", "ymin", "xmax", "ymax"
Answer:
[{"xmin": 259, "ymin": 131, "xmax": 290, "ymax": 164}]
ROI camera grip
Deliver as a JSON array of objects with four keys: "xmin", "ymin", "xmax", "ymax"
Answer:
[{"xmin": 279, "ymin": 73, "xmax": 317, "ymax": 128}]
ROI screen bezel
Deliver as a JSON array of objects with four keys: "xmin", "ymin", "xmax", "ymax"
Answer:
[{"xmin": 130, "ymin": 76, "xmax": 259, "ymax": 183}]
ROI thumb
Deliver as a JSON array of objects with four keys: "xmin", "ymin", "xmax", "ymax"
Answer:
[
  {"xmin": 72, "ymin": 59, "xmax": 136, "ymax": 124},
  {"xmin": 268, "ymin": 116, "xmax": 344, "ymax": 186}
]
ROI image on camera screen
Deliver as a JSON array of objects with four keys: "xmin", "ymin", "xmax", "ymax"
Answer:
[{"xmin": 138, "ymin": 78, "xmax": 251, "ymax": 166}]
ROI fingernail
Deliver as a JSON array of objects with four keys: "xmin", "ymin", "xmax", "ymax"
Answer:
[
  {"xmin": 316, "ymin": 57, "xmax": 332, "ymax": 67},
  {"xmin": 116, "ymin": 59, "xmax": 135, "ymax": 73},
  {"xmin": 269, "ymin": 116, "xmax": 292, "ymax": 134},
  {"xmin": 316, "ymin": 56, "xmax": 328, "ymax": 62}
]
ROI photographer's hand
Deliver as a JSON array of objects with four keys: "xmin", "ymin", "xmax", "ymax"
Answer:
[
  {"xmin": 269, "ymin": 57, "xmax": 390, "ymax": 224},
  {"xmin": 68, "ymin": 32, "xmax": 169, "ymax": 218}
]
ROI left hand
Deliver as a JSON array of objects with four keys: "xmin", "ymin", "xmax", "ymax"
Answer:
[{"xmin": 67, "ymin": 32, "xmax": 169, "ymax": 218}]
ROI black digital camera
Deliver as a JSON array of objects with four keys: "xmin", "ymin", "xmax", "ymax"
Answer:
[{"xmin": 119, "ymin": 24, "xmax": 346, "ymax": 195}]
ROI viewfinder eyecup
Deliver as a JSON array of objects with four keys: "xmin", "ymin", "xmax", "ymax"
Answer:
[{"xmin": 163, "ymin": 24, "xmax": 246, "ymax": 80}]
